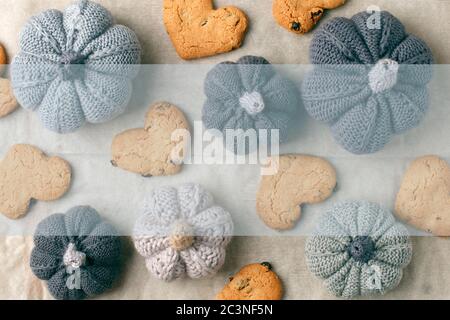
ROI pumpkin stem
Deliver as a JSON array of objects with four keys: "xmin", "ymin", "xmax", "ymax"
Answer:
[
  {"xmin": 368, "ymin": 58, "xmax": 399, "ymax": 94},
  {"xmin": 169, "ymin": 221, "xmax": 194, "ymax": 251},
  {"xmin": 239, "ymin": 91, "xmax": 265, "ymax": 116},
  {"xmin": 63, "ymin": 243, "xmax": 86, "ymax": 269},
  {"xmin": 347, "ymin": 236, "xmax": 375, "ymax": 263}
]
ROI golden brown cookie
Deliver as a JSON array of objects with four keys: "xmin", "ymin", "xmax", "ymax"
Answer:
[
  {"xmin": 217, "ymin": 263, "xmax": 283, "ymax": 300},
  {"xmin": 0, "ymin": 44, "xmax": 6, "ymax": 74},
  {"xmin": 163, "ymin": 0, "xmax": 248, "ymax": 60},
  {"xmin": 395, "ymin": 155, "xmax": 450, "ymax": 236},
  {"xmin": 256, "ymin": 154, "xmax": 337, "ymax": 230},
  {"xmin": 0, "ymin": 144, "xmax": 72, "ymax": 219},
  {"xmin": 0, "ymin": 78, "xmax": 19, "ymax": 118},
  {"xmin": 273, "ymin": 0, "xmax": 346, "ymax": 34},
  {"xmin": 111, "ymin": 101, "xmax": 190, "ymax": 177}
]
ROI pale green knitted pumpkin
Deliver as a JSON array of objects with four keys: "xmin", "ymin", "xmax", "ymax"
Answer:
[{"xmin": 305, "ymin": 201, "xmax": 412, "ymax": 298}]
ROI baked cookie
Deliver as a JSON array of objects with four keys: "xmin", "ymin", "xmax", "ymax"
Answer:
[
  {"xmin": 0, "ymin": 78, "xmax": 19, "ymax": 118},
  {"xmin": 0, "ymin": 44, "xmax": 6, "ymax": 74},
  {"xmin": 395, "ymin": 156, "xmax": 450, "ymax": 236},
  {"xmin": 163, "ymin": 0, "xmax": 248, "ymax": 60},
  {"xmin": 256, "ymin": 154, "xmax": 337, "ymax": 230},
  {"xmin": 111, "ymin": 102, "xmax": 190, "ymax": 177},
  {"xmin": 273, "ymin": 0, "xmax": 346, "ymax": 34},
  {"xmin": 0, "ymin": 144, "xmax": 72, "ymax": 219},
  {"xmin": 217, "ymin": 263, "xmax": 283, "ymax": 300}
]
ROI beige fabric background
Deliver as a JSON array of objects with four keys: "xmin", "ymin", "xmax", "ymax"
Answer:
[{"xmin": 0, "ymin": 0, "xmax": 450, "ymax": 300}]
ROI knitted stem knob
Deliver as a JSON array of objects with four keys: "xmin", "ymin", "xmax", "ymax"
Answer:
[
  {"xmin": 63, "ymin": 243, "xmax": 86, "ymax": 269},
  {"xmin": 169, "ymin": 221, "xmax": 194, "ymax": 251},
  {"xmin": 239, "ymin": 91, "xmax": 265, "ymax": 115},
  {"xmin": 347, "ymin": 236, "xmax": 375, "ymax": 263},
  {"xmin": 368, "ymin": 59, "xmax": 399, "ymax": 94}
]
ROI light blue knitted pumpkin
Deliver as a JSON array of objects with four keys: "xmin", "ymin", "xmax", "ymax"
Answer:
[
  {"xmin": 302, "ymin": 11, "xmax": 433, "ymax": 154},
  {"xmin": 11, "ymin": 0, "xmax": 141, "ymax": 133},
  {"xmin": 202, "ymin": 56, "xmax": 299, "ymax": 154},
  {"xmin": 305, "ymin": 201, "xmax": 412, "ymax": 299}
]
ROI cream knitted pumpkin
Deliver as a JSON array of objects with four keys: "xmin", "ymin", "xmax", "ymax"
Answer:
[{"xmin": 133, "ymin": 184, "xmax": 233, "ymax": 281}]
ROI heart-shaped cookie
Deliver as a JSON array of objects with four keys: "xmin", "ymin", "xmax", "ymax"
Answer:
[
  {"xmin": 273, "ymin": 0, "xmax": 346, "ymax": 34},
  {"xmin": 163, "ymin": 0, "xmax": 248, "ymax": 60},
  {"xmin": 111, "ymin": 102, "xmax": 190, "ymax": 177},
  {"xmin": 395, "ymin": 156, "xmax": 450, "ymax": 236},
  {"xmin": 256, "ymin": 154, "xmax": 337, "ymax": 230}
]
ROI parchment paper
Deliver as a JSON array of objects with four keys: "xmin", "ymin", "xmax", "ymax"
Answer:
[{"xmin": 1, "ymin": 0, "xmax": 450, "ymax": 299}]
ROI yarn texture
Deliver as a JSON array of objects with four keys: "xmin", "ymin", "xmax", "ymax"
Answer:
[
  {"xmin": 133, "ymin": 184, "xmax": 233, "ymax": 281},
  {"xmin": 30, "ymin": 206, "xmax": 122, "ymax": 300},
  {"xmin": 11, "ymin": 0, "xmax": 141, "ymax": 133},
  {"xmin": 302, "ymin": 11, "xmax": 433, "ymax": 154},
  {"xmin": 305, "ymin": 201, "xmax": 412, "ymax": 299},
  {"xmin": 202, "ymin": 55, "xmax": 299, "ymax": 154}
]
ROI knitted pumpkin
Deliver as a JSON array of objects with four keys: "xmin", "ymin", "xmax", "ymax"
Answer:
[
  {"xmin": 30, "ymin": 206, "xmax": 122, "ymax": 300},
  {"xmin": 302, "ymin": 11, "xmax": 433, "ymax": 154},
  {"xmin": 305, "ymin": 201, "xmax": 412, "ymax": 298},
  {"xmin": 133, "ymin": 184, "xmax": 233, "ymax": 281},
  {"xmin": 11, "ymin": 0, "xmax": 141, "ymax": 133},
  {"xmin": 202, "ymin": 56, "xmax": 299, "ymax": 154}
]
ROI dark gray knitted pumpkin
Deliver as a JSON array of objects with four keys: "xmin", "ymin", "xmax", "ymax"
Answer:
[
  {"xmin": 305, "ymin": 201, "xmax": 412, "ymax": 298},
  {"xmin": 302, "ymin": 11, "xmax": 433, "ymax": 154},
  {"xmin": 202, "ymin": 56, "xmax": 299, "ymax": 154},
  {"xmin": 30, "ymin": 206, "xmax": 122, "ymax": 300}
]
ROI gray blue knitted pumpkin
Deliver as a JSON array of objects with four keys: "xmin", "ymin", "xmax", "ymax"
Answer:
[
  {"xmin": 305, "ymin": 201, "xmax": 412, "ymax": 298},
  {"xmin": 30, "ymin": 206, "xmax": 122, "ymax": 300},
  {"xmin": 11, "ymin": 0, "xmax": 141, "ymax": 133},
  {"xmin": 202, "ymin": 56, "xmax": 299, "ymax": 154},
  {"xmin": 302, "ymin": 11, "xmax": 433, "ymax": 154}
]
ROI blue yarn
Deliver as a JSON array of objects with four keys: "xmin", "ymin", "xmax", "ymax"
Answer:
[
  {"xmin": 11, "ymin": 0, "xmax": 141, "ymax": 133},
  {"xmin": 302, "ymin": 11, "xmax": 433, "ymax": 154}
]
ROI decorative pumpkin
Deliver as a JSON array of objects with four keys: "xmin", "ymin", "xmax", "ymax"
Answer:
[
  {"xmin": 30, "ymin": 206, "xmax": 122, "ymax": 300},
  {"xmin": 302, "ymin": 11, "xmax": 433, "ymax": 154},
  {"xmin": 305, "ymin": 201, "xmax": 412, "ymax": 298},
  {"xmin": 133, "ymin": 183, "xmax": 233, "ymax": 281},
  {"xmin": 11, "ymin": 0, "xmax": 141, "ymax": 133},
  {"xmin": 202, "ymin": 55, "xmax": 299, "ymax": 154}
]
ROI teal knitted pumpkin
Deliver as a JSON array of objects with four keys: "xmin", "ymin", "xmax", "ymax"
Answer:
[
  {"xmin": 11, "ymin": 0, "xmax": 141, "ymax": 133},
  {"xmin": 305, "ymin": 201, "xmax": 412, "ymax": 298}
]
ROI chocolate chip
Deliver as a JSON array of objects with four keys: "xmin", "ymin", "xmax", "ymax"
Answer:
[
  {"xmin": 228, "ymin": 276, "xmax": 234, "ymax": 282},
  {"xmin": 142, "ymin": 174, "xmax": 152, "ymax": 178},
  {"xmin": 312, "ymin": 10, "xmax": 323, "ymax": 17},
  {"xmin": 110, "ymin": 160, "xmax": 117, "ymax": 167},
  {"xmin": 261, "ymin": 262, "xmax": 272, "ymax": 270},
  {"xmin": 291, "ymin": 22, "xmax": 301, "ymax": 31}
]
